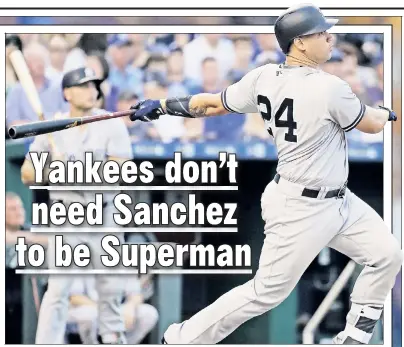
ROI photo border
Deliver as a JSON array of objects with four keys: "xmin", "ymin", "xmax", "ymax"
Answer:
[{"xmin": 1, "ymin": 16, "xmax": 399, "ymax": 347}]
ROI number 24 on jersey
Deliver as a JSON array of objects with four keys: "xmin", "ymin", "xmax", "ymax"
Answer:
[{"xmin": 258, "ymin": 95, "xmax": 298, "ymax": 143}]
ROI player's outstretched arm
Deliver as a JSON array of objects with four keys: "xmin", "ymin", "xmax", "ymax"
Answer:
[
  {"xmin": 129, "ymin": 92, "xmax": 229, "ymax": 123},
  {"xmin": 329, "ymin": 77, "xmax": 397, "ymax": 134},
  {"xmin": 162, "ymin": 93, "xmax": 229, "ymax": 118},
  {"xmin": 130, "ymin": 66, "xmax": 265, "ymax": 122},
  {"xmin": 355, "ymin": 105, "xmax": 396, "ymax": 134}
]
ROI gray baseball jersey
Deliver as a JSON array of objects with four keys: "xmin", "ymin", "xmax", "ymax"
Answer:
[
  {"xmin": 221, "ymin": 63, "xmax": 365, "ymax": 188},
  {"xmin": 29, "ymin": 109, "xmax": 132, "ymax": 344},
  {"xmin": 163, "ymin": 64, "xmax": 401, "ymax": 344},
  {"xmin": 26, "ymin": 108, "xmax": 132, "ymax": 204}
]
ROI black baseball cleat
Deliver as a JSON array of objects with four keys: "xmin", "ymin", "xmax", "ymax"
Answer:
[{"xmin": 161, "ymin": 337, "xmax": 168, "ymax": 344}]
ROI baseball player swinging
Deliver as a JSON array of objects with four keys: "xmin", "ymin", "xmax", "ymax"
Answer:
[
  {"xmin": 21, "ymin": 67, "xmax": 133, "ymax": 344},
  {"xmin": 129, "ymin": 4, "xmax": 402, "ymax": 345}
]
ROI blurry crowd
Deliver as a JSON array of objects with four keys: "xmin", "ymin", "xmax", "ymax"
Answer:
[{"xmin": 6, "ymin": 32, "xmax": 385, "ymax": 144}]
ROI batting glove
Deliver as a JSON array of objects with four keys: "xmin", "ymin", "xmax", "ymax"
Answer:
[
  {"xmin": 130, "ymin": 100, "xmax": 165, "ymax": 122},
  {"xmin": 379, "ymin": 105, "xmax": 397, "ymax": 121}
]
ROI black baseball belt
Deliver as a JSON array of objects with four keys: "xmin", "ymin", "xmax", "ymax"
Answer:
[{"xmin": 274, "ymin": 173, "xmax": 346, "ymax": 199}]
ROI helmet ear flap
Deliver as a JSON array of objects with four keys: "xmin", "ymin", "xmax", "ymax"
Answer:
[
  {"xmin": 96, "ymin": 81, "xmax": 104, "ymax": 100},
  {"xmin": 62, "ymin": 88, "xmax": 71, "ymax": 102}
]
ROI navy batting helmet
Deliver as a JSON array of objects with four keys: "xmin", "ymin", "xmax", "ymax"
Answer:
[
  {"xmin": 61, "ymin": 67, "xmax": 103, "ymax": 101},
  {"xmin": 274, "ymin": 4, "xmax": 338, "ymax": 54}
]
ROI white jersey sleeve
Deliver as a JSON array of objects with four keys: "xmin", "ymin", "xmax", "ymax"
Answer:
[
  {"xmin": 220, "ymin": 66, "xmax": 265, "ymax": 114},
  {"xmin": 328, "ymin": 77, "xmax": 366, "ymax": 132},
  {"xmin": 106, "ymin": 118, "xmax": 133, "ymax": 159}
]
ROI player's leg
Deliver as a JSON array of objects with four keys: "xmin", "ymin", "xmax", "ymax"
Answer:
[
  {"xmin": 95, "ymin": 271, "xmax": 127, "ymax": 344},
  {"xmin": 163, "ymin": 180, "xmax": 345, "ymax": 344},
  {"xmin": 90, "ymin": 202, "xmax": 128, "ymax": 343},
  {"xmin": 35, "ymin": 235, "xmax": 79, "ymax": 344},
  {"xmin": 67, "ymin": 305, "xmax": 99, "ymax": 344},
  {"xmin": 90, "ymin": 227, "xmax": 127, "ymax": 344},
  {"xmin": 125, "ymin": 303, "xmax": 159, "ymax": 344},
  {"xmin": 328, "ymin": 189, "xmax": 403, "ymax": 344}
]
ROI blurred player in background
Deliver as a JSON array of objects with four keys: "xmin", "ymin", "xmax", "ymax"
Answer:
[
  {"xmin": 66, "ymin": 275, "xmax": 158, "ymax": 344},
  {"xmin": 20, "ymin": 67, "xmax": 132, "ymax": 344},
  {"xmin": 5, "ymin": 192, "xmax": 48, "ymax": 267}
]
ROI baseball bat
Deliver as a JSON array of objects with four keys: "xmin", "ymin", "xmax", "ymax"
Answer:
[
  {"xmin": 8, "ymin": 109, "xmax": 138, "ymax": 139},
  {"xmin": 8, "ymin": 50, "xmax": 58, "ymax": 148},
  {"xmin": 9, "ymin": 50, "xmax": 44, "ymax": 120}
]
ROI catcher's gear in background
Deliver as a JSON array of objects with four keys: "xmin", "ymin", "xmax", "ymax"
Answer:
[
  {"xmin": 130, "ymin": 100, "xmax": 164, "ymax": 122},
  {"xmin": 62, "ymin": 67, "xmax": 103, "ymax": 101},
  {"xmin": 274, "ymin": 4, "xmax": 339, "ymax": 53}
]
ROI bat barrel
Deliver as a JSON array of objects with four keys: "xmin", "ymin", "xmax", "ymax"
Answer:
[
  {"xmin": 8, "ymin": 109, "xmax": 141, "ymax": 140},
  {"xmin": 8, "ymin": 118, "xmax": 78, "ymax": 139},
  {"xmin": 8, "ymin": 127, "xmax": 18, "ymax": 139}
]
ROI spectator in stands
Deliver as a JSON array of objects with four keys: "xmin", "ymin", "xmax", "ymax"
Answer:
[
  {"xmin": 183, "ymin": 34, "xmax": 235, "ymax": 84},
  {"xmin": 143, "ymin": 72, "xmax": 187, "ymax": 142},
  {"xmin": 321, "ymin": 48, "xmax": 344, "ymax": 78},
  {"xmin": 230, "ymin": 36, "xmax": 255, "ymax": 76},
  {"xmin": 147, "ymin": 34, "xmax": 172, "ymax": 55},
  {"xmin": 46, "ymin": 34, "xmax": 70, "ymax": 82},
  {"xmin": 199, "ymin": 57, "xmax": 246, "ymax": 141},
  {"xmin": 5, "ymin": 35, "xmax": 22, "ymax": 94},
  {"xmin": 128, "ymin": 34, "xmax": 150, "ymax": 70},
  {"xmin": 148, "ymin": 34, "xmax": 172, "ymax": 45},
  {"xmin": 18, "ymin": 33, "xmax": 40, "ymax": 46},
  {"xmin": 253, "ymin": 34, "xmax": 284, "ymax": 67},
  {"xmin": 86, "ymin": 51, "xmax": 120, "ymax": 111},
  {"xmin": 66, "ymin": 275, "xmax": 158, "ymax": 344},
  {"xmin": 198, "ymin": 57, "xmax": 220, "ymax": 93},
  {"xmin": 117, "ymin": 90, "xmax": 152, "ymax": 142},
  {"xmin": 365, "ymin": 54, "xmax": 383, "ymax": 107},
  {"xmin": 6, "ymin": 42, "xmax": 68, "ymax": 127},
  {"xmin": 224, "ymin": 36, "xmax": 255, "ymax": 89},
  {"xmin": 343, "ymin": 72, "xmax": 369, "ymax": 105},
  {"xmin": 5, "ymin": 192, "xmax": 47, "ymax": 269},
  {"xmin": 143, "ymin": 53, "xmax": 168, "ymax": 76},
  {"xmin": 63, "ymin": 34, "xmax": 85, "ymax": 71},
  {"xmin": 338, "ymin": 41, "xmax": 379, "ymax": 92},
  {"xmin": 167, "ymin": 46, "xmax": 199, "ymax": 95},
  {"xmin": 171, "ymin": 34, "xmax": 191, "ymax": 49},
  {"xmin": 107, "ymin": 34, "xmax": 143, "ymax": 98},
  {"xmin": 64, "ymin": 34, "xmax": 108, "ymax": 72}
]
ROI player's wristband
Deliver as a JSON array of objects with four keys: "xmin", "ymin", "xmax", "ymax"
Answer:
[
  {"xmin": 165, "ymin": 96, "xmax": 194, "ymax": 118},
  {"xmin": 379, "ymin": 105, "xmax": 397, "ymax": 121}
]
